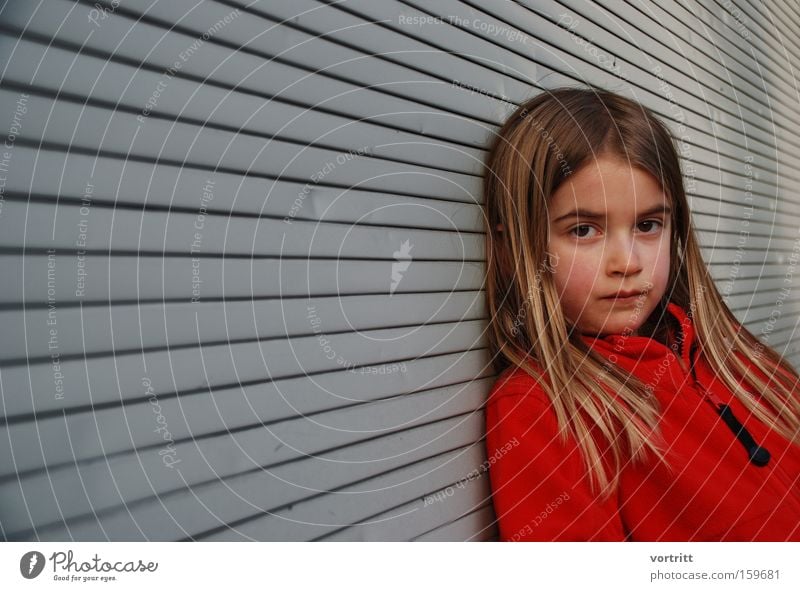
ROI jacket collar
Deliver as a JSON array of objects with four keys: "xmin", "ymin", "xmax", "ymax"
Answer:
[{"xmin": 579, "ymin": 301, "xmax": 695, "ymax": 369}]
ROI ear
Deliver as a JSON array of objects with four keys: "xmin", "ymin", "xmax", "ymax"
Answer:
[{"xmin": 495, "ymin": 223, "xmax": 505, "ymax": 233}]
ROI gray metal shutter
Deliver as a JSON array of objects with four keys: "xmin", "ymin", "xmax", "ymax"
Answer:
[{"xmin": 1, "ymin": 0, "xmax": 798, "ymax": 541}]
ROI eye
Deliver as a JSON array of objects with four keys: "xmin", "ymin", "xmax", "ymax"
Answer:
[
  {"xmin": 637, "ymin": 220, "xmax": 663, "ymax": 233},
  {"xmin": 569, "ymin": 224, "xmax": 597, "ymax": 239}
]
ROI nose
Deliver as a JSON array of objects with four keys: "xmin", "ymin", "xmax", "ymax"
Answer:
[{"xmin": 606, "ymin": 232, "xmax": 643, "ymax": 277}]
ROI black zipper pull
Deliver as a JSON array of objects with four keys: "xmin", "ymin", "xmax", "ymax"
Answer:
[
  {"xmin": 688, "ymin": 345, "xmax": 771, "ymax": 467},
  {"xmin": 715, "ymin": 404, "xmax": 771, "ymax": 467}
]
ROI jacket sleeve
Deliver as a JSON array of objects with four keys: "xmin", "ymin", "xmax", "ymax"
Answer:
[{"xmin": 485, "ymin": 382, "xmax": 627, "ymax": 541}]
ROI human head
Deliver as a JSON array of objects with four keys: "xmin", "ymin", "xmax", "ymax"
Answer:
[
  {"xmin": 484, "ymin": 86, "xmax": 697, "ymax": 371},
  {"xmin": 547, "ymin": 154, "xmax": 671, "ymax": 337}
]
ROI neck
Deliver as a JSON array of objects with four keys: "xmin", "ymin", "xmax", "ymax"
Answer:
[{"xmin": 635, "ymin": 308, "xmax": 669, "ymax": 345}]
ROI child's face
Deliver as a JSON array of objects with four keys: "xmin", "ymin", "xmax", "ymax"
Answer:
[{"xmin": 547, "ymin": 155, "xmax": 672, "ymax": 337}]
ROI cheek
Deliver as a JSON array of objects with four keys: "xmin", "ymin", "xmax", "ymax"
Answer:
[{"xmin": 551, "ymin": 252, "xmax": 600, "ymax": 294}]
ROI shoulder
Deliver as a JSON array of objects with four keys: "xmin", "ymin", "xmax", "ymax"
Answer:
[
  {"xmin": 486, "ymin": 361, "xmax": 552, "ymax": 409},
  {"xmin": 485, "ymin": 364, "xmax": 559, "ymax": 438},
  {"xmin": 484, "ymin": 363, "xmax": 562, "ymax": 452},
  {"xmin": 485, "ymin": 362, "xmax": 580, "ymax": 451}
]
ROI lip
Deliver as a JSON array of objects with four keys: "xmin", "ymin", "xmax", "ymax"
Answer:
[{"xmin": 602, "ymin": 291, "xmax": 646, "ymax": 302}]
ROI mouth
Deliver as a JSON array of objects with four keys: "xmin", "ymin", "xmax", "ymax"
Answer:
[{"xmin": 602, "ymin": 290, "xmax": 647, "ymax": 302}]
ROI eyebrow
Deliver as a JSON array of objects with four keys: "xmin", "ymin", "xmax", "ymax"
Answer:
[{"xmin": 553, "ymin": 204, "xmax": 672, "ymax": 224}]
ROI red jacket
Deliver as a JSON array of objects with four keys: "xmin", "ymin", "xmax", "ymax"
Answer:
[{"xmin": 485, "ymin": 302, "xmax": 800, "ymax": 541}]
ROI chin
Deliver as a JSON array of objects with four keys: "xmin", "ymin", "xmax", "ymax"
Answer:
[{"xmin": 587, "ymin": 319, "xmax": 641, "ymax": 337}]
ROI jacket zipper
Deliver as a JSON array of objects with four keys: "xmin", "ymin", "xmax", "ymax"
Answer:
[
  {"xmin": 686, "ymin": 345, "xmax": 770, "ymax": 466},
  {"xmin": 684, "ymin": 341, "xmax": 800, "ymax": 499}
]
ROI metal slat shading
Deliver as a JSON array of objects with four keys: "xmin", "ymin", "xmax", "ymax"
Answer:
[
  {"xmin": 413, "ymin": 504, "xmax": 497, "ymax": 541},
  {"xmin": 0, "ymin": 256, "xmax": 486, "ymax": 305},
  {"xmin": 1, "ymin": 291, "xmax": 486, "ymax": 359},
  {"xmin": 0, "ymin": 0, "xmax": 798, "ymax": 542},
  {"xmin": 521, "ymin": 0, "xmax": 800, "ymax": 148},
  {"xmin": 1, "ymin": 377, "xmax": 490, "ymax": 535},
  {"xmin": 595, "ymin": 0, "xmax": 800, "ymax": 109},
  {"xmin": 0, "ymin": 36, "xmax": 485, "ymax": 176},
  {"xmin": 1, "ymin": 370, "xmax": 497, "ymax": 487},
  {"xmin": 0, "ymin": 0, "xmax": 498, "ymax": 144},
  {"xmin": 0, "ymin": 199, "xmax": 484, "ymax": 258},
  {"xmin": 102, "ymin": 0, "xmax": 525, "ymax": 129},
  {"xmin": 0, "ymin": 349, "xmax": 491, "ymax": 470},
  {"xmin": 203, "ymin": 445, "xmax": 495, "ymax": 541},
  {"xmin": 0, "ymin": 147, "xmax": 485, "ymax": 226},
  {"xmin": 0, "ymin": 319, "xmax": 489, "ymax": 418},
  {"xmin": 0, "ymin": 89, "xmax": 480, "ymax": 200},
  {"xmin": 311, "ymin": 462, "xmax": 497, "ymax": 542},
  {"xmin": 7, "ymin": 411, "xmax": 486, "ymax": 540}
]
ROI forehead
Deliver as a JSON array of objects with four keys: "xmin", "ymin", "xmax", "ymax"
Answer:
[{"xmin": 549, "ymin": 157, "xmax": 668, "ymax": 217}]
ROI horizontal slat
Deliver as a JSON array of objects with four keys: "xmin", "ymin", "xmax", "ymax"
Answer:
[
  {"xmin": 6, "ymin": 150, "xmax": 800, "ymax": 246},
  {"xmin": 0, "ymin": 0, "xmax": 497, "ymax": 145},
  {"xmin": 315, "ymin": 468, "xmax": 494, "ymax": 541},
  {"xmin": 201, "ymin": 444, "xmax": 493, "ymax": 541},
  {"xmin": 697, "ymin": 247, "xmax": 795, "ymax": 265},
  {"xmin": 9, "ymin": 0, "xmax": 797, "ymax": 189},
  {"xmin": 688, "ymin": 168, "xmax": 800, "ymax": 214},
  {"xmin": 0, "ymin": 255, "xmax": 486, "ymax": 304},
  {"xmin": 695, "ymin": 229, "xmax": 799, "ymax": 251},
  {"xmin": 694, "ymin": 220, "xmax": 800, "ymax": 244},
  {"xmin": 0, "ymin": 370, "xmax": 492, "ymax": 477},
  {"xmin": 0, "ymin": 379, "xmax": 490, "ymax": 533},
  {"xmin": 5, "ymin": 14, "xmax": 800, "ymax": 200},
  {"xmin": 709, "ymin": 262, "xmax": 798, "ymax": 282},
  {"xmin": 356, "ymin": 0, "xmax": 800, "ymax": 166},
  {"xmin": 0, "ymin": 89, "xmax": 480, "ymax": 201},
  {"xmin": 9, "ymin": 144, "xmax": 800, "ymax": 230},
  {"xmin": 745, "ymin": 298, "xmax": 800, "ymax": 321},
  {"xmin": 6, "ymin": 411, "xmax": 485, "ymax": 540},
  {"xmin": 104, "ymin": 0, "xmax": 526, "ymax": 124},
  {"xmin": 0, "ymin": 319, "xmax": 488, "ymax": 418},
  {"xmin": 0, "ymin": 147, "xmax": 484, "ymax": 228},
  {"xmin": 3, "ymin": 134, "xmax": 795, "ymax": 218},
  {"xmin": 0, "ymin": 34, "xmax": 484, "ymax": 176},
  {"xmin": 712, "ymin": 278, "xmax": 800, "ymax": 301},
  {"xmin": 730, "ymin": 301, "xmax": 800, "ymax": 329},
  {"xmin": 597, "ymin": 0, "xmax": 800, "ymax": 110},
  {"xmin": 0, "ymin": 348, "xmax": 490, "ymax": 465},
  {"xmin": 704, "ymin": 0, "xmax": 800, "ymax": 70},
  {"xmin": 0, "ymin": 291, "xmax": 486, "ymax": 359},
  {"xmin": 413, "ymin": 503, "xmax": 497, "ymax": 541},
  {"xmin": 0, "ymin": 200, "xmax": 484, "ymax": 259},
  {"xmin": 529, "ymin": 0, "xmax": 800, "ymax": 144}
]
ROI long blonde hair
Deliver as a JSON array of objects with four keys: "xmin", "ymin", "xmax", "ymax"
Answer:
[{"xmin": 484, "ymin": 85, "xmax": 800, "ymax": 498}]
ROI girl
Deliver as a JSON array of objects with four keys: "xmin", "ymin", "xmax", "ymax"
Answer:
[{"xmin": 483, "ymin": 86, "xmax": 800, "ymax": 541}]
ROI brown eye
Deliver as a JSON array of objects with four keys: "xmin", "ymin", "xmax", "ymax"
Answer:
[
  {"xmin": 570, "ymin": 224, "xmax": 596, "ymax": 239},
  {"xmin": 638, "ymin": 220, "xmax": 663, "ymax": 233}
]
